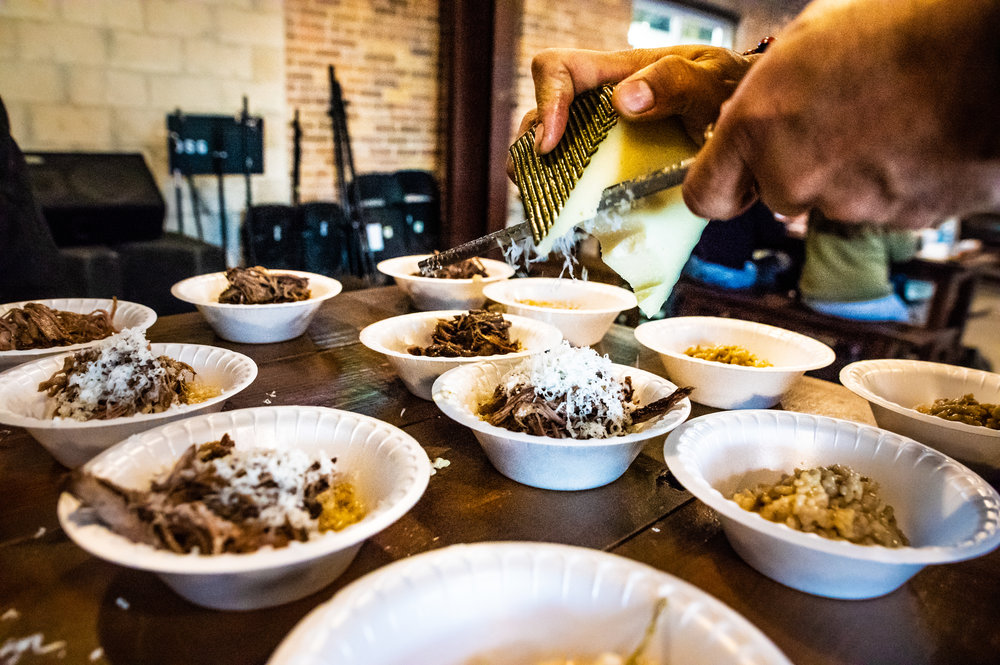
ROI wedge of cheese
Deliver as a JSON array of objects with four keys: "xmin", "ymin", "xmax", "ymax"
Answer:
[{"xmin": 510, "ymin": 87, "xmax": 707, "ymax": 317}]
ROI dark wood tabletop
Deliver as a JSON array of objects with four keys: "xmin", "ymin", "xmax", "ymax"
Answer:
[{"xmin": 1, "ymin": 286, "xmax": 997, "ymax": 665}]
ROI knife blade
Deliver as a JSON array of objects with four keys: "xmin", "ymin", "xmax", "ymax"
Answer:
[{"xmin": 417, "ymin": 157, "xmax": 694, "ymax": 275}]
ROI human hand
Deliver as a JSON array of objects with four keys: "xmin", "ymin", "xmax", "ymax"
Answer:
[
  {"xmin": 683, "ymin": 0, "xmax": 1000, "ymax": 229},
  {"xmin": 517, "ymin": 45, "xmax": 755, "ymax": 156}
]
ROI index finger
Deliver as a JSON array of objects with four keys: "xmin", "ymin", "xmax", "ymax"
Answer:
[{"xmin": 531, "ymin": 47, "xmax": 712, "ymax": 153}]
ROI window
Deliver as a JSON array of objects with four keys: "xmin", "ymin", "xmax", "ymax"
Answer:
[{"xmin": 629, "ymin": 0, "xmax": 735, "ymax": 49}]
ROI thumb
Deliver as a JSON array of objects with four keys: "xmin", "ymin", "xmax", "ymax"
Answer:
[{"xmin": 612, "ymin": 54, "xmax": 742, "ymax": 145}]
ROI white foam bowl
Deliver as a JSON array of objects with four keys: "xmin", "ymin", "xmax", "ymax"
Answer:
[
  {"xmin": 269, "ymin": 541, "xmax": 792, "ymax": 665},
  {"xmin": 432, "ymin": 360, "xmax": 690, "ymax": 490},
  {"xmin": 0, "ymin": 343, "xmax": 257, "ymax": 467},
  {"xmin": 483, "ymin": 277, "xmax": 637, "ymax": 346},
  {"xmin": 664, "ymin": 410, "xmax": 1000, "ymax": 599},
  {"xmin": 170, "ymin": 270, "xmax": 342, "ymax": 344},
  {"xmin": 634, "ymin": 316, "xmax": 835, "ymax": 409},
  {"xmin": 377, "ymin": 255, "xmax": 515, "ymax": 311},
  {"xmin": 840, "ymin": 359, "xmax": 1000, "ymax": 469},
  {"xmin": 359, "ymin": 310, "xmax": 563, "ymax": 400},
  {"xmin": 0, "ymin": 298, "xmax": 157, "ymax": 372},
  {"xmin": 58, "ymin": 406, "xmax": 430, "ymax": 611}
]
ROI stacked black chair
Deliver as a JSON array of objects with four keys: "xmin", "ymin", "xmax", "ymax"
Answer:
[
  {"xmin": 350, "ymin": 173, "xmax": 409, "ymax": 263},
  {"xmin": 299, "ymin": 201, "xmax": 353, "ymax": 277},
  {"xmin": 242, "ymin": 204, "xmax": 301, "ymax": 269},
  {"xmin": 395, "ymin": 169, "xmax": 440, "ymax": 254}
]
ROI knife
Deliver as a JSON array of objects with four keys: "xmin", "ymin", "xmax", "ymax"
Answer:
[{"xmin": 417, "ymin": 157, "xmax": 694, "ymax": 275}]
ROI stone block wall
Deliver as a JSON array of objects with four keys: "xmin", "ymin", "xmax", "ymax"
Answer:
[{"xmin": 0, "ymin": 0, "xmax": 287, "ymax": 265}]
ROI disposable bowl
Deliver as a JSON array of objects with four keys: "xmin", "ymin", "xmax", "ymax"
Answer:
[
  {"xmin": 664, "ymin": 409, "xmax": 1000, "ymax": 599},
  {"xmin": 0, "ymin": 343, "xmax": 257, "ymax": 467},
  {"xmin": 840, "ymin": 358, "xmax": 1000, "ymax": 469},
  {"xmin": 269, "ymin": 542, "xmax": 792, "ymax": 665},
  {"xmin": 432, "ymin": 360, "xmax": 690, "ymax": 490},
  {"xmin": 377, "ymin": 255, "xmax": 515, "ymax": 311},
  {"xmin": 359, "ymin": 310, "xmax": 563, "ymax": 399},
  {"xmin": 58, "ymin": 405, "xmax": 430, "ymax": 610},
  {"xmin": 171, "ymin": 270, "xmax": 342, "ymax": 344},
  {"xmin": 0, "ymin": 298, "xmax": 156, "ymax": 372},
  {"xmin": 634, "ymin": 316, "xmax": 835, "ymax": 409},
  {"xmin": 483, "ymin": 277, "xmax": 637, "ymax": 346}
]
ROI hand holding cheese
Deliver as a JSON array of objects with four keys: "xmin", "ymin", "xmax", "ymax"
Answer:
[
  {"xmin": 510, "ymin": 87, "xmax": 707, "ymax": 317},
  {"xmin": 521, "ymin": 45, "xmax": 755, "ymax": 157},
  {"xmin": 510, "ymin": 46, "xmax": 757, "ymax": 317}
]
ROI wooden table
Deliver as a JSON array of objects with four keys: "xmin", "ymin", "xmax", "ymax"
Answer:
[{"xmin": 1, "ymin": 286, "xmax": 997, "ymax": 665}]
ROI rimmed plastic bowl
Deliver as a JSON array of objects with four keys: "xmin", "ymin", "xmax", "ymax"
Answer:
[
  {"xmin": 269, "ymin": 541, "xmax": 792, "ymax": 665},
  {"xmin": 0, "ymin": 298, "xmax": 156, "ymax": 372},
  {"xmin": 0, "ymin": 343, "xmax": 257, "ymax": 467},
  {"xmin": 664, "ymin": 409, "xmax": 1000, "ymax": 599},
  {"xmin": 840, "ymin": 358, "xmax": 1000, "ymax": 470},
  {"xmin": 359, "ymin": 310, "xmax": 563, "ymax": 399},
  {"xmin": 432, "ymin": 360, "xmax": 690, "ymax": 490},
  {"xmin": 377, "ymin": 255, "xmax": 515, "ymax": 311},
  {"xmin": 634, "ymin": 316, "xmax": 835, "ymax": 409},
  {"xmin": 171, "ymin": 270, "xmax": 342, "ymax": 344},
  {"xmin": 58, "ymin": 405, "xmax": 430, "ymax": 610},
  {"xmin": 483, "ymin": 277, "xmax": 638, "ymax": 346}
]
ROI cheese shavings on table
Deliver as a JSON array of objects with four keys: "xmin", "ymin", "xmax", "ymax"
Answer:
[{"xmin": 509, "ymin": 85, "xmax": 707, "ymax": 316}]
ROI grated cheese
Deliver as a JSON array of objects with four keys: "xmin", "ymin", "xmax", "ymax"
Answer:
[
  {"xmin": 50, "ymin": 328, "xmax": 167, "ymax": 420},
  {"xmin": 189, "ymin": 447, "xmax": 339, "ymax": 532},
  {"xmin": 496, "ymin": 341, "xmax": 633, "ymax": 439}
]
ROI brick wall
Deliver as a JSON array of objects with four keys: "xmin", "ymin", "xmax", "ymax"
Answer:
[
  {"xmin": 0, "ymin": 0, "xmax": 287, "ymax": 265},
  {"xmin": 285, "ymin": 0, "xmax": 441, "ymax": 204}
]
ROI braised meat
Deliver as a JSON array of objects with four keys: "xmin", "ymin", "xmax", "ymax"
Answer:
[
  {"xmin": 407, "ymin": 310, "xmax": 521, "ymax": 357},
  {"xmin": 416, "ymin": 256, "xmax": 489, "ymax": 279},
  {"xmin": 69, "ymin": 434, "xmax": 364, "ymax": 555},
  {"xmin": 477, "ymin": 343, "xmax": 692, "ymax": 439},
  {"xmin": 0, "ymin": 300, "xmax": 118, "ymax": 351},
  {"xmin": 38, "ymin": 328, "xmax": 197, "ymax": 421},
  {"xmin": 217, "ymin": 266, "xmax": 310, "ymax": 304}
]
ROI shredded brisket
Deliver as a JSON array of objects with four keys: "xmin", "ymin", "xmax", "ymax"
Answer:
[
  {"xmin": 416, "ymin": 256, "xmax": 489, "ymax": 279},
  {"xmin": 479, "ymin": 380, "xmax": 693, "ymax": 439},
  {"xmin": 0, "ymin": 300, "xmax": 118, "ymax": 351},
  {"xmin": 407, "ymin": 310, "xmax": 521, "ymax": 357},
  {"xmin": 69, "ymin": 434, "xmax": 354, "ymax": 555},
  {"xmin": 38, "ymin": 346, "xmax": 196, "ymax": 421},
  {"xmin": 217, "ymin": 266, "xmax": 311, "ymax": 304}
]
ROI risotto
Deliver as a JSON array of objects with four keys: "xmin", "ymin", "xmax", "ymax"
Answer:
[{"xmin": 731, "ymin": 464, "xmax": 908, "ymax": 547}]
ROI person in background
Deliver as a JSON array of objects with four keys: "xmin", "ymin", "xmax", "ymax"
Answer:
[
  {"xmin": 684, "ymin": 201, "xmax": 793, "ymax": 292},
  {"xmin": 0, "ymin": 95, "xmax": 71, "ymax": 302},
  {"xmin": 797, "ymin": 210, "xmax": 918, "ymax": 323},
  {"xmin": 522, "ymin": 0, "xmax": 1000, "ymax": 231}
]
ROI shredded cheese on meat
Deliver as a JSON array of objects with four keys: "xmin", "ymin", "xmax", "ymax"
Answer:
[
  {"xmin": 494, "ymin": 342, "xmax": 632, "ymax": 439},
  {"xmin": 206, "ymin": 447, "xmax": 338, "ymax": 532}
]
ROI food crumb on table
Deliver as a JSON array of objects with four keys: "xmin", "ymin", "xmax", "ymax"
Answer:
[
  {"xmin": 115, "ymin": 597, "xmax": 130, "ymax": 610},
  {"xmin": 430, "ymin": 457, "xmax": 451, "ymax": 475},
  {"xmin": 1, "ymin": 608, "xmax": 19, "ymax": 621},
  {"xmin": 89, "ymin": 646, "xmax": 104, "ymax": 662}
]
